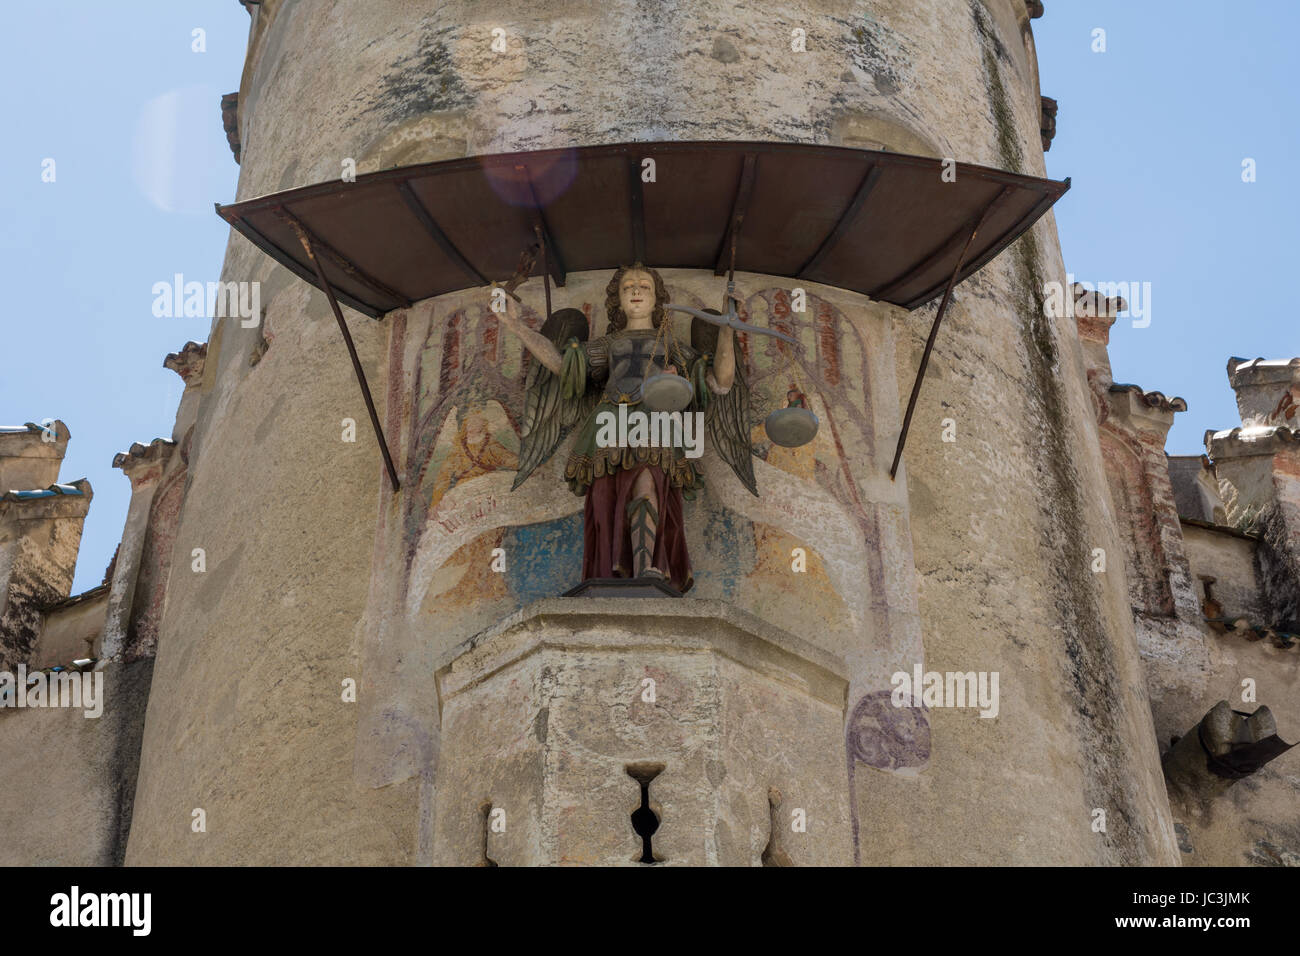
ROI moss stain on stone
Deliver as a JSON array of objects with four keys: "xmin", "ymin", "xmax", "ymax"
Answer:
[
  {"xmin": 846, "ymin": 17, "xmax": 909, "ymax": 97},
  {"xmin": 1258, "ymin": 504, "xmax": 1300, "ymax": 629},
  {"xmin": 972, "ymin": 0, "xmax": 1144, "ymax": 861},
  {"xmin": 370, "ymin": 20, "xmax": 472, "ymax": 123},
  {"xmin": 971, "ymin": 2, "xmax": 1022, "ymax": 174}
]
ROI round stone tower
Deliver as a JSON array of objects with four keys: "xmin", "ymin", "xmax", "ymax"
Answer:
[{"xmin": 123, "ymin": 0, "xmax": 1179, "ymax": 865}]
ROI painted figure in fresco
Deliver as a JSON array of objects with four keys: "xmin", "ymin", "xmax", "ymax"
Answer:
[{"xmin": 494, "ymin": 264, "xmax": 757, "ymax": 593}]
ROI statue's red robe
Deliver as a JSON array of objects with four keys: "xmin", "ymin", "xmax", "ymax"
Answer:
[{"xmin": 582, "ymin": 465, "xmax": 693, "ymax": 593}]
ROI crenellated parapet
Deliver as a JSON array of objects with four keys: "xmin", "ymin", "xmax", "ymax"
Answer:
[
  {"xmin": 0, "ymin": 478, "xmax": 91, "ymax": 510},
  {"xmin": 0, "ymin": 421, "xmax": 70, "ymax": 492},
  {"xmin": 1226, "ymin": 357, "xmax": 1300, "ymax": 426},
  {"xmin": 1072, "ymin": 284, "xmax": 1129, "ymax": 422},
  {"xmin": 0, "ymin": 469, "xmax": 92, "ymax": 671},
  {"xmin": 1206, "ymin": 422, "xmax": 1300, "ymax": 632},
  {"xmin": 1206, "ymin": 423, "xmax": 1300, "ymax": 523}
]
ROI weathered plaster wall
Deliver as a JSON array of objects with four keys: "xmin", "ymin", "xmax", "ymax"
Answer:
[
  {"xmin": 124, "ymin": 271, "xmax": 418, "ymax": 864},
  {"xmin": 0, "ymin": 348, "xmax": 206, "ymax": 865},
  {"xmin": 126, "ymin": 0, "xmax": 1179, "ymax": 864},
  {"xmin": 1181, "ymin": 524, "xmax": 1263, "ymax": 624},
  {"xmin": 1212, "ymin": 434, "xmax": 1300, "ymax": 631},
  {"xmin": 0, "ymin": 660, "xmax": 152, "ymax": 866},
  {"xmin": 1168, "ymin": 455, "xmax": 1225, "ymax": 524},
  {"xmin": 873, "ymin": 2, "xmax": 1178, "ymax": 863},
  {"xmin": 1152, "ymin": 376, "xmax": 1300, "ymax": 866},
  {"xmin": 33, "ymin": 590, "xmax": 107, "ymax": 670}
]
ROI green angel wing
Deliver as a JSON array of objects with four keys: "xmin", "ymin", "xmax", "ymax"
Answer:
[
  {"xmin": 512, "ymin": 308, "xmax": 596, "ymax": 491},
  {"xmin": 691, "ymin": 314, "xmax": 758, "ymax": 497}
]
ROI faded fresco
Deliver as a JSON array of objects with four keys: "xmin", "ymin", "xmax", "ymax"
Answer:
[
  {"xmin": 356, "ymin": 270, "xmax": 925, "ymax": 843},
  {"xmin": 395, "ymin": 276, "xmax": 907, "ymax": 653}
]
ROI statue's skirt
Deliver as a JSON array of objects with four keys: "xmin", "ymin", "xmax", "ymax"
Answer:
[{"xmin": 583, "ymin": 464, "xmax": 693, "ymax": 594}]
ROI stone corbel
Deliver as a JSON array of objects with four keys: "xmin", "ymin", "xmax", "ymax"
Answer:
[
  {"xmin": 1105, "ymin": 385, "xmax": 1187, "ymax": 444},
  {"xmin": 1039, "ymin": 95, "xmax": 1057, "ymax": 152},
  {"xmin": 1071, "ymin": 284, "xmax": 1122, "ymax": 403},
  {"xmin": 163, "ymin": 341, "xmax": 207, "ymax": 387},
  {"xmin": 164, "ymin": 341, "xmax": 208, "ymax": 446},
  {"xmin": 101, "ymin": 439, "xmax": 177, "ymax": 662}
]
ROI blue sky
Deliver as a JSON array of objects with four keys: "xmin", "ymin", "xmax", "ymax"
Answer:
[
  {"xmin": 1, "ymin": 4, "xmax": 248, "ymax": 592},
  {"xmin": 1039, "ymin": 1, "xmax": 1299, "ymax": 444},
  {"xmin": 1, "ymin": 3, "xmax": 1296, "ymax": 594}
]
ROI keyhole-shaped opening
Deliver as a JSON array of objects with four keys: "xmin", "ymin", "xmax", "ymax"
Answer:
[
  {"xmin": 761, "ymin": 787, "xmax": 792, "ymax": 867},
  {"xmin": 626, "ymin": 762, "xmax": 665, "ymax": 864}
]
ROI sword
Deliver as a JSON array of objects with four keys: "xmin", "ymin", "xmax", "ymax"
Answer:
[{"xmin": 494, "ymin": 243, "xmax": 539, "ymax": 304}]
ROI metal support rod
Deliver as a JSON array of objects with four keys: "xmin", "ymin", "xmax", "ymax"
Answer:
[
  {"xmin": 515, "ymin": 163, "xmax": 565, "ymax": 287},
  {"xmin": 536, "ymin": 225, "xmax": 552, "ymax": 321},
  {"xmin": 396, "ymin": 180, "xmax": 487, "ymax": 287},
  {"xmin": 888, "ymin": 199, "xmax": 1003, "ymax": 481},
  {"xmin": 715, "ymin": 153, "xmax": 756, "ymax": 276},
  {"xmin": 726, "ymin": 215, "xmax": 739, "ymax": 313},
  {"xmin": 289, "ymin": 223, "xmax": 401, "ymax": 491}
]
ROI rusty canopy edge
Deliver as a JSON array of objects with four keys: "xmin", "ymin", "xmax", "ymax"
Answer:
[{"xmin": 215, "ymin": 141, "xmax": 1068, "ymax": 314}]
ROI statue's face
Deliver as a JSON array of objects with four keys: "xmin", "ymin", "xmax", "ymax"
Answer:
[{"xmin": 619, "ymin": 270, "xmax": 655, "ymax": 326}]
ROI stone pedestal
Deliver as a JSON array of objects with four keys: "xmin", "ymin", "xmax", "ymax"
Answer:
[
  {"xmin": 432, "ymin": 598, "xmax": 852, "ymax": 866},
  {"xmin": 562, "ymin": 577, "xmax": 681, "ymax": 598}
]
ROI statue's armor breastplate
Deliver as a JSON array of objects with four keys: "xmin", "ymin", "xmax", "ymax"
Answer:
[{"xmin": 605, "ymin": 331, "xmax": 670, "ymax": 405}]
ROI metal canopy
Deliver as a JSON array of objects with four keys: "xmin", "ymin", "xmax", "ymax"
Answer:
[
  {"xmin": 216, "ymin": 141, "xmax": 1068, "ymax": 318},
  {"xmin": 214, "ymin": 141, "xmax": 1069, "ymax": 488}
]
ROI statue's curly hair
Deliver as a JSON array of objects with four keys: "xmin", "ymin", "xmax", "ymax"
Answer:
[{"xmin": 604, "ymin": 263, "xmax": 667, "ymax": 334}]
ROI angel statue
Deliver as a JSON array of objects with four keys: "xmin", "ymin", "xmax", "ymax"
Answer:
[{"xmin": 494, "ymin": 263, "xmax": 756, "ymax": 595}]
